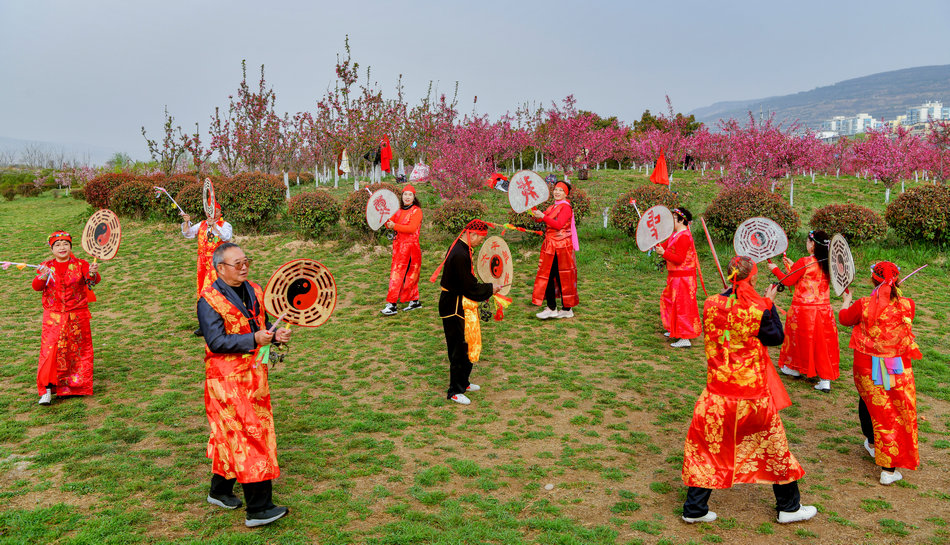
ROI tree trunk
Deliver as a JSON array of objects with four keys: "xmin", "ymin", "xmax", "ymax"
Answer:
[
  {"xmin": 885, "ymin": 187, "xmax": 890, "ymax": 203},
  {"xmin": 789, "ymin": 178, "xmax": 794, "ymax": 207},
  {"xmin": 283, "ymin": 171, "xmax": 290, "ymax": 200},
  {"xmin": 602, "ymin": 207, "xmax": 609, "ymax": 228}
]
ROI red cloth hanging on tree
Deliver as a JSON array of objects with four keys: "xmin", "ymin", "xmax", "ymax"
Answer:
[
  {"xmin": 380, "ymin": 135, "xmax": 393, "ymax": 173},
  {"xmin": 651, "ymin": 150, "xmax": 670, "ymax": 186}
]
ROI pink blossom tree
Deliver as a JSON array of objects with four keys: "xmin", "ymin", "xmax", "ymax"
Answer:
[{"xmin": 851, "ymin": 126, "xmax": 916, "ymax": 202}]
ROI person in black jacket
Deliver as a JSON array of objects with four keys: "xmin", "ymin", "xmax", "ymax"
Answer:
[{"xmin": 433, "ymin": 219, "xmax": 501, "ymax": 405}]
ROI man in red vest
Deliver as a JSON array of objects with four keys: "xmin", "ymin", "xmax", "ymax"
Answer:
[
  {"xmin": 183, "ymin": 203, "xmax": 233, "ymax": 336},
  {"xmin": 197, "ymin": 242, "xmax": 291, "ymax": 527}
]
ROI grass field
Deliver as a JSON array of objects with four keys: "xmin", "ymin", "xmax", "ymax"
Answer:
[{"xmin": 0, "ymin": 170, "xmax": 947, "ymax": 545}]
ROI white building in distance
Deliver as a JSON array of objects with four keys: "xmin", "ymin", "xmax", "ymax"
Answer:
[
  {"xmin": 820, "ymin": 113, "xmax": 881, "ymax": 136},
  {"xmin": 905, "ymin": 101, "xmax": 949, "ymax": 125}
]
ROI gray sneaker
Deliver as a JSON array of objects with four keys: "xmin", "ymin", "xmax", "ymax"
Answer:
[
  {"xmin": 38, "ymin": 389, "xmax": 52, "ymax": 405},
  {"xmin": 404, "ymin": 300, "xmax": 422, "ymax": 311},
  {"xmin": 380, "ymin": 303, "xmax": 398, "ymax": 316}
]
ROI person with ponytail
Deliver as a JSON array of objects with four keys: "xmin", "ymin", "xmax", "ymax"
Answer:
[
  {"xmin": 33, "ymin": 231, "xmax": 101, "ymax": 405},
  {"xmin": 767, "ymin": 230, "xmax": 840, "ymax": 392},
  {"xmin": 838, "ymin": 261, "xmax": 922, "ymax": 486},
  {"xmin": 531, "ymin": 181, "xmax": 579, "ymax": 319},
  {"xmin": 381, "ymin": 184, "xmax": 423, "ymax": 315},
  {"xmin": 654, "ymin": 207, "xmax": 701, "ymax": 348},
  {"xmin": 681, "ymin": 255, "xmax": 816, "ymax": 525}
]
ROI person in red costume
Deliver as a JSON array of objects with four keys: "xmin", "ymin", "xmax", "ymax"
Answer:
[
  {"xmin": 654, "ymin": 208, "xmax": 701, "ymax": 348},
  {"xmin": 182, "ymin": 202, "xmax": 233, "ymax": 336},
  {"xmin": 838, "ymin": 261, "xmax": 922, "ymax": 486},
  {"xmin": 681, "ymin": 255, "xmax": 816, "ymax": 525},
  {"xmin": 381, "ymin": 184, "xmax": 424, "ymax": 315},
  {"xmin": 531, "ymin": 181, "xmax": 579, "ymax": 319},
  {"xmin": 33, "ymin": 231, "xmax": 101, "ymax": 405},
  {"xmin": 768, "ymin": 230, "xmax": 840, "ymax": 392}
]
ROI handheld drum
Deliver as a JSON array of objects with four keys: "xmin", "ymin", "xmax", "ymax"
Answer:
[
  {"xmin": 202, "ymin": 178, "xmax": 217, "ymax": 218},
  {"xmin": 81, "ymin": 209, "xmax": 122, "ymax": 261},
  {"xmin": 366, "ymin": 189, "xmax": 400, "ymax": 231},
  {"xmin": 508, "ymin": 170, "xmax": 549, "ymax": 213},
  {"xmin": 476, "ymin": 236, "xmax": 513, "ymax": 296},
  {"xmin": 733, "ymin": 217, "xmax": 788, "ymax": 263},
  {"xmin": 829, "ymin": 234, "xmax": 855, "ymax": 296},
  {"xmin": 635, "ymin": 205, "xmax": 674, "ymax": 252},
  {"xmin": 263, "ymin": 259, "xmax": 337, "ymax": 328}
]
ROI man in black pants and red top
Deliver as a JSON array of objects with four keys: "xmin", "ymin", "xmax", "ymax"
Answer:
[{"xmin": 434, "ymin": 220, "xmax": 501, "ymax": 405}]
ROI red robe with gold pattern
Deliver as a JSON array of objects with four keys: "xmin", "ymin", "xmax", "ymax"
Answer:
[
  {"xmin": 660, "ymin": 229, "xmax": 701, "ymax": 339},
  {"xmin": 531, "ymin": 201, "xmax": 579, "ymax": 307},
  {"xmin": 682, "ymin": 294, "xmax": 805, "ymax": 489},
  {"xmin": 839, "ymin": 296, "xmax": 921, "ymax": 470},
  {"xmin": 773, "ymin": 256, "xmax": 840, "ymax": 379},
  {"xmin": 200, "ymin": 281, "xmax": 279, "ymax": 483},
  {"xmin": 33, "ymin": 256, "xmax": 100, "ymax": 396},
  {"xmin": 386, "ymin": 205, "xmax": 422, "ymax": 303},
  {"xmin": 196, "ymin": 220, "xmax": 226, "ymax": 298}
]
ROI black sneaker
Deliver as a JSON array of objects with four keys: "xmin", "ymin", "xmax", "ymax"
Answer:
[
  {"xmin": 245, "ymin": 505, "xmax": 288, "ymax": 527},
  {"xmin": 194, "ymin": 328, "xmax": 204, "ymax": 337},
  {"xmin": 403, "ymin": 300, "xmax": 423, "ymax": 311},
  {"xmin": 207, "ymin": 493, "xmax": 242, "ymax": 509}
]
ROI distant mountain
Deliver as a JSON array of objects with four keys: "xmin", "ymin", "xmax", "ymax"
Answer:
[
  {"xmin": 0, "ymin": 136, "xmax": 134, "ymax": 167},
  {"xmin": 690, "ymin": 65, "xmax": 950, "ymax": 130}
]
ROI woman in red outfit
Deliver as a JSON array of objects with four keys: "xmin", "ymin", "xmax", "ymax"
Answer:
[
  {"xmin": 531, "ymin": 181, "xmax": 579, "ymax": 319},
  {"xmin": 767, "ymin": 230, "xmax": 840, "ymax": 392},
  {"xmin": 33, "ymin": 231, "xmax": 101, "ymax": 405},
  {"xmin": 381, "ymin": 184, "xmax": 423, "ymax": 315},
  {"xmin": 838, "ymin": 261, "xmax": 921, "ymax": 486},
  {"xmin": 655, "ymin": 208, "xmax": 701, "ymax": 348}
]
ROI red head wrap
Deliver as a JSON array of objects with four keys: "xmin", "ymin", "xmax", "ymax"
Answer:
[
  {"xmin": 464, "ymin": 219, "xmax": 488, "ymax": 235},
  {"xmin": 727, "ymin": 255, "xmax": 770, "ymax": 311},
  {"xmin": 48, "ymin": 231, "xmax": 72, "ymax": 247},
  {"xmin": 403, "ymin": 183, "xmax": 416, "ymax": 195},
  {"xmin": 554, "ymin": 181, "xmax": 571, "ymax": 197},
  {"xmin": 868, "ymin": 261, "xmax": 901, "ymax": 323}
]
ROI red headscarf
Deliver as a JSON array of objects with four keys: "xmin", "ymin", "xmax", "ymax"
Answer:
[
  {"xmin": 403, "ymin": 183, "xmax": 416, "ymax": 195},
  {"xmin": 727, "ymin": 256, "xmax": 771, "ymax": 311},
  {"xmin": 868, "ymin": 261, "xmax": 901, "ymax": 323},
  {"xmin": 554, "ymin": 181, "xmax": 571, "ymax": 196},
  {"xmin": 48, "ymin": 231, "xmax": 72, "ymax": 247}
]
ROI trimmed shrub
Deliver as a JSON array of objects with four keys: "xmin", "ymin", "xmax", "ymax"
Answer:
[
  {"xmin": 885, "ymin": 184, "xmax": 950, "ymax": 245},
  {"xmin": 216, "ymin": 173, "xmax": 286, "ymax": 232},
  {"xmin": 2, "ymin": 186, "xmax": 16, "ymax": 201},
  {"xmin": 84, "ymin": 172, "xmax": 134, "ymax": 209},
  {"xmin": 703, "ymin": 186, "xmax": 800, "ymax": 240},
  {"xmin": 288, "ymin": 191, "xmax": 341, "ymax": 237},
  {"xmin": 175, "ymin": 182, "xmax": 204, "ymax": 217},
  {"xmin": 71, "ymin": 186, "xmax": 86, "ymax": 201},
  {"xmin": 611, "ymin": 185, "xmax": 681, "ymax": 237},
  {"xmin": 431, "ymin": 198, "xmax": 488, "ymax": 235},
  {"xmin": 111, "ymin": 181, "xmax": 157, "ymax": 219},
  {"xmin": 289, "ymin": 171, "xmax": 316, "ymax": 184},
  {"xmin": 507, "ymin": 188, "xmax": 593, "ymax": 230},
  {"xmin": 17, "ymin": 182, "xmax": 42, "ymax": 198},
  {"xmin": 810, "ymin": 204, "xmax": 886, "ymax": 244},
  {"xmin": 341, "ymin": 182, "xmax": 401, "ymax": 233}
]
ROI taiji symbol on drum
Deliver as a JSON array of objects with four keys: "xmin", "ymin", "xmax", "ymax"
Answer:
[
  {"xmin": 489, "ymin": 256, "xmax": 503, "ymax": 278},
  {"xmin": 749, "ymin": 232, "xmax": 765, "ymax": 247},
  {"xmin": 287, "ymin": 278, "xmax": 317, "ymax": 310},
  {"xmin": 95, "ymin": 223, "xmax": 111, "ymax": 246}
]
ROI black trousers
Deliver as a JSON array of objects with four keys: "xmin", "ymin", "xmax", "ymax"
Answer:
[
  {"xmin": 683, "ymin": 481, "xmax": 800, "ymax": 518},
  {"xmin": 544, "ymin": 255, "xmax": 571, "ymax": 311},
  {"xmin": 210, "ymin": 474, "xmax": 275, "ymax": 514},
  {"xmin": 443, "ymin": 314, "xmax": 472, "ymax": 397},
  {"xmin": 858, "ymin": 398, "xmax": 895, "ymax": 471}
]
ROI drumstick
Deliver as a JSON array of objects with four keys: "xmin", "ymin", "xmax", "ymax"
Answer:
[{"xmin": 268, "ymin": 310, "xmax": 289, "ymax": 333}]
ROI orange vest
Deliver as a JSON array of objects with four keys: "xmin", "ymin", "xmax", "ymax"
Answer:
[
  {"xmin": 663, "ymin": 229, "xmax": 697, "ymax": 274},
  {"xmin": 703, "ymin": 294, "xmax": 770, "ymax": 399},
  {"xmin": 201, "ymin": 282, "xmax": 266, "ymax": 379},
  {"xmin": 789, "ymin": 256, "xmax": 830, "ymax": 306},
  {"xmin": 848, "ymin": 296, "xmax": 919, "ymax": 358},
  {"xmin": 196, "ymin": 221, "xmax": 225, "ymax": 298}
]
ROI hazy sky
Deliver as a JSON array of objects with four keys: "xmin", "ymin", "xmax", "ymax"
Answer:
[{"xmin": 2, "ymin": 0, "xmax": 948, "ymax": 162}]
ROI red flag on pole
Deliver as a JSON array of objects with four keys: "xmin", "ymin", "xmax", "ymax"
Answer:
[{"xmin": 650, "ymin": 150, "xmax": 670, "ymax": 186}]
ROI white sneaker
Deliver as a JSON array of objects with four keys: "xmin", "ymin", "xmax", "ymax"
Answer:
[
  {"xmin": 682, "ymin": 511, "xmax": 717, "ymax": 523},
  {"xmin": 670, "ymin": 338, "xmax": 692, "ymax": 348},
  {"xmin": 466, "ymin": 384, "xmax": 480, "ymax": 392},
  {"xmin": 536, "ymin": 308, "xmax": 557, "ymax": 320},
  {"xmin": 380, "ymin": 303, "xmax": 398, "ymax": 316},
  {"xmin": 814, "ymin": 380, "xmax": 831, "ymax": 392},
  {"xmin": 450, "ymin": 393, "xmax": 471, "ymax": 405},
  {"xmin": 863, "ymin": 439, "xmax": 875, "ymax": 458},
  {"xmin": 403, "ymin": 300, "xmax": 422, "ymax": 311},
  {"xmin": 556, "ymin": 309, "xmax": 574, "ymax": 319},
  {"xmin": 880, "ymin": 470, "xmax": 903, "ymax": 485},
  {"xmin": 38, "ymin": 389, "xmax": 52, "ymax": 405},
  {"xmin": 663, "ymin": 331, "xmax": 671, "ymax": 337},
  {"xmin": 777, "ymin": 505, "xmax": 817, "ymax": 523},
  {"xmin": 780, "ymin": 365, "xmax": 801, "ymax": 377}
]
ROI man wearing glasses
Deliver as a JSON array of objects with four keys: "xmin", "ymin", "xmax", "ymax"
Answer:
[{"xmin": 197, "ymin": 242, "xmax": 291, "ymax": 527}]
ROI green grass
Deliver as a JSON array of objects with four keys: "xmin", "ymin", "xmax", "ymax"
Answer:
[{"xmin": 1, "ymin": 170, "xmax": 948, "ymax": 543}]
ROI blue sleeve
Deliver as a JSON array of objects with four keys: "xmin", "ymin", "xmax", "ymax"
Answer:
[{"xmin": 197, "ymin": 298, "xmax": 257, "ymax": 354}]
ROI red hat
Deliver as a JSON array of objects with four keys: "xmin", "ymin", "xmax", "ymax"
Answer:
[
  {"xmin": 554, "ymin": 181, "xmax": 571, "ymax": 196},
  {"xmin": 403, "ymin": 184, "xmax": 416, "ymax": 194},
  {"xmin": 48, "ymin": 230, "xmax": 72, "ymax": 246},
  {"xmin": 464, "ymin": 219, "xmax": 488, "ymax": 235}
]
